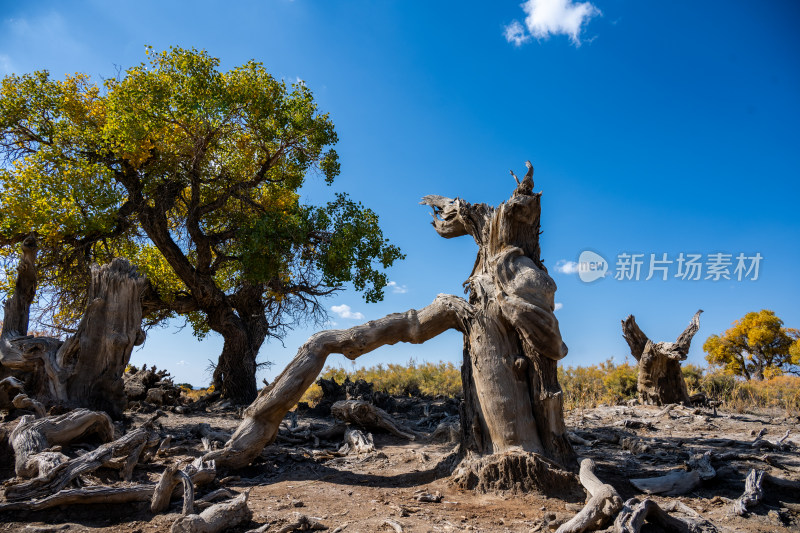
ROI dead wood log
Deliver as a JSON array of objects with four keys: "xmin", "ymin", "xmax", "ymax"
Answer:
[
  {"xmin": 11, "ymin": 393, "xmax": 46, "ymax": 418},
  {"xmin": 205, "ymin": 168, "xmax": 576, "ymax": 496},
  {"xmin": 0, "ymin": 376, "xmax": 26, "ymax": 408},
  {"xmin": 273, "ymin": 512, "xmax": 329, "ymax": 533},
  {"xmin": 5, "ymin": 414, "xmax": 158, "ymax": 501},
  {"xmin": 331, "ymin": 400, "xmax": 416, "ymax": 440},
  {"xmin": 556, "ymin": 458, "xmax": 623, "ymax": 533},
  {"xmin": 733, "ymin": 468, "xmax": 765, "ymax": 516},
  {"xmin": 0, "ymin": 458, "xmax": 215, "ymax": 513},
  {"xmin": 629, "ymin": 470, "xmax": 700, "ymax": 496},
  {"xmin": 0, "ymin": 484, "xmax": 156, "ymax": 512},
  {"xmin": 614, "ymin": 498, "xmax": 697, "ymax": 533},
  {"xmin": 338, "ymin": 428, "xmax": 375, "ymax": 455},
  {"xmin": 0, "ymin": 237, "xmax": 147, "ymax": 418},
  {"xmin": 9, "ymin": 408, "xmax": 114, "ymax": 478},
  {"xmin": 622, "ymin": 311, "xmax": 701, "ymax": 405},
  {"xmin": 170, "ymin": 491, "xmax": 251, "ymax": 533}
]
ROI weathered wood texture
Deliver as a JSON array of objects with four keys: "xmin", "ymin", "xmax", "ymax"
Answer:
[
  {"xmin": 556, "ymin": 459, "xmax": 622, "ymax": 533},
  {"xmin": 0, "ymin": 237, "xmax": 146, "ymax": 418},
  {"xmin": 206, "ymin": 163, "xmax": 575, "ymax": 491},
  {"xmin": 170, "ymin": 491, "xmax": 251, "ymax": 533},
  {"xmin": 331, "ymin": 399, "xmax": 417, "ymax": 440},
  {"xmin": 622, "ymin": 311, "xmax": 702, "ymax": 405}
]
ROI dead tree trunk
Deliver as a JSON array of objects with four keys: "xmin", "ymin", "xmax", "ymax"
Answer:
[
  {"xmin": 0, "ymin": 236, "xmax": 146, "ymax": 418},
  {"xmin": 621, "ymin": 311, "xmax": 702, "ymax": 406},
  {"xmin": 206, "ymin": 162, "xmax": 577, "ymax": 493}
]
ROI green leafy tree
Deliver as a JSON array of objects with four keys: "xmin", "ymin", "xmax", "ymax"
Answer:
[
  {"xmin": 704, "ymin": 310, "xmax": 800, "ymax": 380},
  {"xmin": 0, "ymin": 47, "xmax": 403, "ymax": 403}
]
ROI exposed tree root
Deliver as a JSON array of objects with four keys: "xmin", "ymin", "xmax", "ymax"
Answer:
[{"xmin": 451, "ymin": 450, "xmax": 578, "ymax": 497}]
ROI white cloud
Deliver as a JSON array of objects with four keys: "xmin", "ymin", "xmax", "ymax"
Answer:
[
  {"xmin": 0, "ymin": 54, "xmax": 14, "ymax": 76},
  {"xmin": 331, "ymin": 304, "xmax": 364, "ymax": 320},
  {"xmin": 387, "ymin": 281, "xmax": 408, "ymax": 294},
  {"xmin": 176, "ymin": 360, "xmax": 186, "ymax": 366},
  {"xmin": 554, "ymin": 302, "xmax": 564, "ymax": 311},
  {"xmin": 555, "ymin": 260, "xmax": 580, "ymax": 274},
  {"xmin": 505, "ymin": 0, "xmax": 601, "ymax": 47}
]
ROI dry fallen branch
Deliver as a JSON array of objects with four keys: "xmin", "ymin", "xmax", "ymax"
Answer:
[
  {"xmin": 556, "ymin": 459, "xmax": 622, "ymax": 533},
  {"xmin": 5, "ymin": 417, "xmax": 158, "ymax": 501},
  {"xmin": 630, "ymin": 470, "xmax": 700, "ymax": 497},
  {"xmin": 338, "ymin": 428, "xmax": 374, "ymax": 455},
  {"xmin": 614, "ymin": 498, "xmax": 696, "ymax": 533},
  {"xmin": 0, "ymin": 484, "xmax": 157, "ymax": 512},
  {"xmin": 733, "ymin": 469, "xmax": 765, "ymax": 516},
  {"xmin": 331, "ymin": 400, "xmax": 417, "ymax": 440},
  {"xmin": 170, "ymin": 491, "xmax": 252, "ymax": 533},
  {"xmin": 9, "ymin": 408, "xmax": 114, "ymax": 479}
]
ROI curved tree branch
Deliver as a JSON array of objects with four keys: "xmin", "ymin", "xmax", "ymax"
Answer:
[{"xmin": 203, "ymin": 293, "xmax": 474, "ymax": 469}]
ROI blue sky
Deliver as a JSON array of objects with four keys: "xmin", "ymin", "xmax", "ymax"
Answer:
[{"xmin": 1, "ymin": 1, "xmax": 798, "ymax": 387}]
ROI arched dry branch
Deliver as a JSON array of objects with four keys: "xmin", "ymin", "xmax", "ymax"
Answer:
[
  {"xmin": 206, "ymin": 162, "xmax": 577, "ymax": 493},
  {"xmin": 622, "ymin": 311, "xmax": 702, "ymax": 405},
  {"xmin": 0, "ymin": 236, "xmax": 146, "ymax": 418}
]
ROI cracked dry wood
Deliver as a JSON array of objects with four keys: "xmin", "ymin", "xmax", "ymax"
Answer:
[
  {"xmin": 170, "ymin": 491, "xmax": 251, "ymax": 533},
  {"xmin": 0, "ymin": 236, "xmax": 147, "ymax": 418},
  {"xmin": 556, "ymin": 459, "xmax": 622, "ymax": 533},
  {"xmin": 206, "ymin": 165, "xmax": 576, "ymax": 494},
  {"xmin": 614, "ymin": 498, "xmax": 700, "ymax": 533},
  {"xmin": 331, "ymin": 399, "xmax": 417, "ymax": 440},
  {"xmin": 733, "ymin": 468, "xmax": 765, "ymax": 516},
  {"xmin": 5, "ymin": 412, "xmax": 161, "ymax": 501},
  {"xmin": 622, "ymin": 311, "xmax": 702, "ymax": 406},
  {"xmin": 9, "ymin": 408, "xmax": 114, "ymax": 479}
]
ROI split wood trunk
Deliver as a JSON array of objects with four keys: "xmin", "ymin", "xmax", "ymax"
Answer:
[
  {"xmin": 621, "ymin": 311, "xmax": 702, "ymax": 406},
  {"xmin": 0, "ymin": 236, "xmax": 146, "ymax": 418},
  {"xmin": 205, "ymin": 162, "xmax": 577, "ymax": 492}
]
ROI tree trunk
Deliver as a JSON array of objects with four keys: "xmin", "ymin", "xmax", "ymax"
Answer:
[
  {"xmin": 0, "ymin": 237, "xmax": 146, "ymax": 418},
  {"xmin": 212, "ymin": 332, "xmax": 257, "ymax": 404},
  {"xmin": 621, "ymin": 311, "xmax": 702, "ymax": 405},
  {"xmin": 205, "ymin": 162, "xmax": 578, "ymax": 494}
]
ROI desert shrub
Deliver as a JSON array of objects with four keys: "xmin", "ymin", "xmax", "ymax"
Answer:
[
  {"xmin": 681, "ymin": 363, "xmax": 704, "ymax": 393},
  {"xmin": 602, "ymin": 361, "xmax": 638, "ymax": 402},
  {"xmin": 295, "ymin": 358, "xmax": 799, "ymax": 413},
  {"xmin": 301, "ymin": 360, "xmax": 462, "ymax": 404}
]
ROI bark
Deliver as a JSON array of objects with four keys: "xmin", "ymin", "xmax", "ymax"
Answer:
[
  {"xmin": 211, "ymin": 319, "xmax": 259, "ymax": 404},
  {"xmin": 0, "ymin": 238, "xmax": 147, "ymax": 418},
  {"xmin": 622, "ymin": 311, "xmax": 702, "ymax": 405},
  {"xmin": 205, "ymin": 164, "xmax": 576, "ymax": 493}
]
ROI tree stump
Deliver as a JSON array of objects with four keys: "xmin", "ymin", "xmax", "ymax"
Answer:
[
  {"xmin": 621, "ymin": 311, "xmax": 702, "ymax": 405},
  {"xmin": 0, "ymin": 236, "xmax": 146, "ymax": 418},
  {"xmin": 205, "ymin": 162, "xmax": 577, "ymax": 494}
]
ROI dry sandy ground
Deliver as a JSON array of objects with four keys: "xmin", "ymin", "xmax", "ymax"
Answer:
[{"xmin": 1, "ymin": 401, "xmax": 799, "ymax": 533}]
